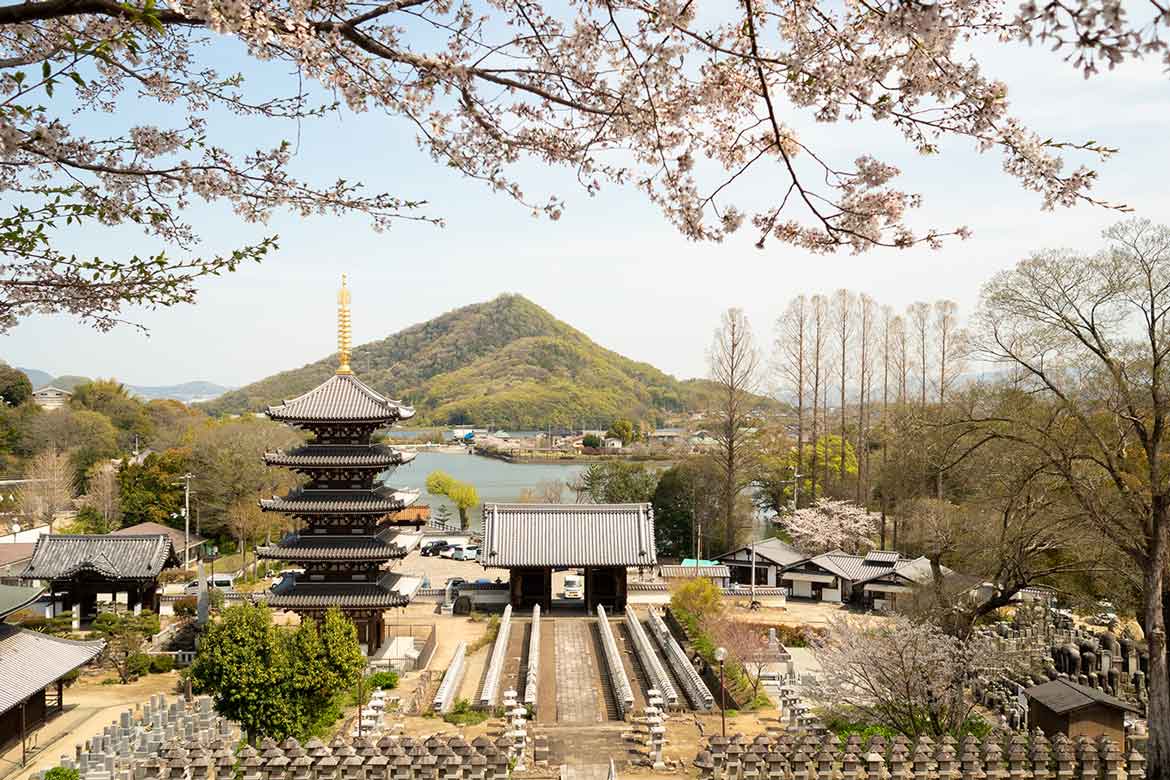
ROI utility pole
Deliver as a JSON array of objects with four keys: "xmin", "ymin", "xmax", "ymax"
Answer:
[{"xmin": 176, "ymin": 473, "xmax": 194, "ymax": 569}]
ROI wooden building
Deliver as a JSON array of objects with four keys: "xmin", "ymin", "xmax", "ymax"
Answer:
[
  {"xmin": 716, "ymin": 539, "xmax": 804, "ymax": 587},
  {"xmin": 112, "ymin": 522, "xmax": 208, "ymax": 564},
  {"xmin": 257, "ymin": 276, "xmax": 423, "ymax": 655},
  {"xmin": 30, "ymin": 385, "xmax": 71, "ymax": 411},
  {"xmin": 1025, "ymin": 679, "xmax": 1139, "ymax": 744},
  {"xmin": 20, "ymin": 534, "xmax": 178, "ymax": 627},
  {"xmin": 0, "ymin": 584, "xmax": 103, "ymax": 764},
  {"xmin": 480, "ymin": 503, "xmax": 656, "ymax": 612}
]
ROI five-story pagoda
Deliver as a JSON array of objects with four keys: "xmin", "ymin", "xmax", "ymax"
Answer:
[{"xmin": 259, "ymin": 276, "xmax": 421, "ymax": 654}]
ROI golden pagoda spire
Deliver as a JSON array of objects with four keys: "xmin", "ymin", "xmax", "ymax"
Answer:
[{"xmin": 336, "ymin": 273, "xmax": 353, "ymax": 375}]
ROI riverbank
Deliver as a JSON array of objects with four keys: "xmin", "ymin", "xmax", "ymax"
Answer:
[{"xmin": 473, "ymin": 445, "xmax": 676, "ymax": 465}]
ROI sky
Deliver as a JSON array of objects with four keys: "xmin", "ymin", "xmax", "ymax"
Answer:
[{"xmin": 2, "ymin": 25, "xmax": 1169, "ymax": 389}]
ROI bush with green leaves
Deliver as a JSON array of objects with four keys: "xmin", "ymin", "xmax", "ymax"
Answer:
[
  {"xmin": 367, "ymin": 671, "xmax": 398, "ymax": 690},
  {"xmin": 44, "ymin": 768, "xmax": 80, "ymax": 780},
  {"xmin": 92, "ymin": 611, "xmax": 161, "ymax": 684},
  {"xmin": 442, "ymin": 699, "xmax": 489, "ymax": 727},
  {"xmin": 150, "ymin": 654, "xmax": 176, "ymax": 674},
  {"xmin": 190, "ymin": 604, "xmax": 365, "ymax": 741},
  {"xmin": 173, "ymin": 597, "xmax": 198, "ymax": 618}
]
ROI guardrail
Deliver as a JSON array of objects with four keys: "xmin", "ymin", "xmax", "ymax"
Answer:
[
  {"xmin": 596, "ymin": 605, "xmax": 634, "ymax": 718},
  {"xmin": 624, "ymin": 606, "xmax": 678, "ymax": 708},
  {"xmin": 524, "ymin": 604, "xmax": 540, "ymax": 708},
  {"xmin": 432, "ymin": 641, "xmax": 467, "ymax": 713},
  {"xmin": 478, "ymin": 604, "xmax": 513, "ymax": 708},
  {"xmin": 647, "ymin": 608, "xmax": 714, "ymax": 710}
]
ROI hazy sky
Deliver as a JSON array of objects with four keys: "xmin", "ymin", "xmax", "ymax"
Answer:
[{"xmin": 2, "ymin": 33, "xmax": 1168, "ymax": 388}]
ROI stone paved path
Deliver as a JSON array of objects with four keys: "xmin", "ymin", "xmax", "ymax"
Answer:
[
  {"xmin": 560, "ymin": 764, "xmax": 611, "ymax": 780},
  {"xmin": 555, "ymin": 620, "xmax": 601, "ymax": 723}
]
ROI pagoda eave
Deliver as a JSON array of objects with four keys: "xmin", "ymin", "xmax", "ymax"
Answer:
[{"xmin": 256, "ymin": 545, "xmax": 408, "ymax": 562}]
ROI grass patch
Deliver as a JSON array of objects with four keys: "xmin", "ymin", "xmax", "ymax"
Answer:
[
  {"xmin": 442, "ymin": 699, "xmax": 490, "ymax": 726},
  {"xmin": 468, "ymin": 616, "xmax": 500, "ymax": 653}
]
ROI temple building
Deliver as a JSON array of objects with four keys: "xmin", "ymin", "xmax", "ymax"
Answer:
[{"xmin": 258, "ymin": 276, "xmax": 423, "ymax": 654}]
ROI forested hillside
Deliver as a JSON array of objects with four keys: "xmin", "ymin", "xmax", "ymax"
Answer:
[{"xmin": 204, "ymin": 295, "xmax": 770, "ymax": 427}]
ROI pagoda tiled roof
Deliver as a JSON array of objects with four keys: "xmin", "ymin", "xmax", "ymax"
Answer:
[
  {"xmin": 265, "ymin": 573, "xmax": 413, "ymax": 610},
  {"xmin": 256, "ymin": 526, "xmax": 412, "ymax": 562},
  {"xmin": 264, "ymin": 444, "xmax": 415, "ymax": 469},
  {"xmin": 260, "ymin": 487, "xmax": 420, "ymax": 515},
  {"xmin": 266, "ymin": 374, "xmax": 415, "ymax": 425}
]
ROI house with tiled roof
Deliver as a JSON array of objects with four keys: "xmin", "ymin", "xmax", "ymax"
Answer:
[
  {"xmin": 20, "ymin": 533, "xmax": 178, "ymax": 627},
  {"xmin": 779, "ymin": 549, "xmax": 948, "ymax": 609},
  {"xmin": 715, "ymin": 538, "xmax": 804, "ymax": 587}
]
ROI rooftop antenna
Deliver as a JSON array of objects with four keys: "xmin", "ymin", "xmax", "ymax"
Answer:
[{"xmin": 337, "ymin": 273, "xmax": 353, "ymax": 375}]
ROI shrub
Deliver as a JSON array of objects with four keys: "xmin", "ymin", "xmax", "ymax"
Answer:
[
  {"xmin": 173, "ymin": 597, "xmax": 198, "ymax": 618},
  {"xmin": 442, "ymin": 699, "xmax": 489, "ymax": 726},
  {"xmin": 127, "ymin": 653, "xmax": 153, "ymax": 679},
  {"xmin": 469, "ymin": 616, "xmax": 500, "ymax": 652},
  {"xmin": 45, "ymin": 768, "xmax": 81, "ymax": 780},
  {"xmin": 670, "ymin": 578, "xmax": 724, "ymax": 626},
  {"xmin": 150, "ymin": 655, "xmax": 176, "ymax": 674},
  {"xmin": 367, "ymin": 671, "xmax": 399, "ymax": 690}
]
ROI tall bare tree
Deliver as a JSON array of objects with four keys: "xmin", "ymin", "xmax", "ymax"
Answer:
[
  {"xmin": 832, "ymin": 290, "xmax": 857, "ymax": 485},
  {"xmin": 971, "ymin": 219, "xmax": 1170, "ymax": 776},
  {"xmin": 857, "ymin": 294, "xmax": 878, "ymax": 505},
  {"xmin": 908, "ymin": 302, "xmax": 932, "ymax": 411},
  {"xmin": 807, "ymin": 295, "xmax": 830, "ymax": 501},
  {"xmin": 933, "ymin": 300, "xmax": 963, "ymax": 405},
  {"xmin": 21, "ymin": 450, "xmax": 77, "ymax": 528},
  {"xmin": 879, "ymin": 304, "xmax": 896, "ymax": 547},
  {"xmin": 709, "ymin": 308, "xmax": 761, "ymax": 553},
  {"xmin": 83, "ymin": 462, "xmax": 122, "ymax": 533},
  {"xmin": 777, "ymin": 296, "xmax": 809, "ymax": 507}
]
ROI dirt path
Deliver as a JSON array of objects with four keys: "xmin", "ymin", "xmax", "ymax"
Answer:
[
  {"xmin": 536, "ymin": 618, "xmax": 558, "ymax": 722},
  {"xmin": 614, "ymin": 623, "xmax": 649, "ymax": 712}
]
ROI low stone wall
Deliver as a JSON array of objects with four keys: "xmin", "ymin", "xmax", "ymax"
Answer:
[
  {"xmin": 478, "ymin": 604, "xmax": 512, "ymax": 709},
  {"xmin": 647, "ymin": 608, "xmax": 713, "ymax": 710},
  {"xmin": 432, "ymin": 641, "xmax": 468, "ymax": 714},
  {"xmin": 693, "ymin": 731, "xmax": 1148, "ymax": 780},
  {"xmin": 596, "ymin": 605, "xmax": 634, "ymax": 718},
  {"xmin": 524, "ymin": 605, "xmax": 540, "ymax": 709},
  {"xmin": 623, "ymin": 606, "xmax": 678, "ymax": 709}
]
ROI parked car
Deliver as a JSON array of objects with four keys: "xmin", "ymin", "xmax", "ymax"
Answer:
[
  {"xmin": 563, "ymin": 575, "xmax": 583, "ymax": 599},
  {"xmin": 446, "ymin": 577, "xmax": 467, "ymax": 590},
  {"xmin": 439, "ymin": 544, "xmax": 459, "ymax": 559},
  {"xmin": 184, "ymin": 574, "xmax": 235, "ymax": 594},
  {"xmin": 421, "ymin": 540, "xmax": 451, "ymax": 557},
  {"xmin": 451, "ymin": 545, "xmax": 479, "ymax": 561}
]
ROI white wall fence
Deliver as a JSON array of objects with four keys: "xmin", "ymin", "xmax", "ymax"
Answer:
[
  {"xmin": 432, "ymin": 641, "xmax": 468, "ymax": 714},
  {"xmin": 624, "ymin": 605, "xmax": 678, "ymax": 709},
  {"xmin": 647, "ymin": 607, "xmax": 714, "ymax": 710},
  {"xmin": 524, "ymin": 605, "xmax": 540, "ymax": 709},
  {"xmin": 596, "ymin": 605, "xmax": 634, "ymax": 718},
  {"xmin": 477, "ymin": 604, "xmax": 513, "ymax": 709}
]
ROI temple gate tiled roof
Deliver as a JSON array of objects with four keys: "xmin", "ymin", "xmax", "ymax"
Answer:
[
  {"xmin": 481, "ymin": 503, "xmax": 656, "ymax": 568},
  {"xmin": 0, "ymin": 623, "xmax": 103, "ymax": 714},
  {"xmin": 22, "ymin": 534, "xmax": 179, "ymax": 581},
  {"xmin": 0, "ymin": 583, "xmax": 44, "ymax": 619},
  {"xmin": 266, "ymin": 374, "xmax": 414, "ymax": 424}
]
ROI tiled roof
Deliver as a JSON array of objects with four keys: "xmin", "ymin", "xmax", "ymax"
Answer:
[
  {"xmin": 0, "ymin": 624, "xmax": 103, "ymax": 714},
  {"xmin": 481, "ymin": 503, "xmax": 656, "ymax": 568},
  {"xmin": 267, "ymin": 374, "xmax": 414, "ymax": 424},
  {"xmin": 112, "ymin": 522, "xmax": 206, "ymax": 550},
  {"xmin": 0, "ymin": 584, "xmax": 44, "ymax": 619},
  {"xmin": 22, "ymin": 534, "xmax": 179, "ymax": 581},
  {"xmin": 862, "ymin": 550, "xmax": 900, "ymax": 566},
  {"xmin": 792, "ymin": 550, "xmax": 943, "ymax": 586},
  {"xmin": 260, "ymin": 487, "xmax": 419, "ymax": 515},
  {"xmin": 266, "ymin": 573, "xmax": 410, "ymax": 610},
  {"xmin": 264, "ymin": 444, "xmax": 415, "ymax": 469},
  {"xmin": 658, "ymin": 565, "xmax": 730, "ymax": 579},
  {"xmin": 1025, "ymin": 678, "xmax": 1141, "ymax": 715},
  {"xmin": 257, "ymin": 526, "xmax": 411, "ymax": 562},
  {"xmin": 717, "ymin": 538, "xmax": 804, "ymax": 567}
]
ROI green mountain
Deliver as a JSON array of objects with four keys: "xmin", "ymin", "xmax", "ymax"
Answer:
[{"xmin": 203, "ymin": 294, "xmax": 761, "ymax": 428}]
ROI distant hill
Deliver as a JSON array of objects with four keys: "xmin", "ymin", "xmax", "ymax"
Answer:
[
  {"xmin": 17, "ymin": 368, "xmax": 232, "ymax": 403},
  {"xmin": 203, "ymin": 294, "xmax": 780, "ymax": 428}
]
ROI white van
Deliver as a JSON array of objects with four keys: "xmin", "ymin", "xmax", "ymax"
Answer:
[
  {"xmin": 451, "ymin": 545, "xmax": 479, "ymax": 561},
  {"xmin": 563, "ymin": 575, "xmax": 583, "ymax": 599},
  {"xmin": 184, "ymin": 574, "xmax": 235, "ymax": 594}
]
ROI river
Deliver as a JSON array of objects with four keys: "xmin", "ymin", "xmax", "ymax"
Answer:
[{"xmin": 383, "ymin": 449, "xmax": 586, "ymax": 531}]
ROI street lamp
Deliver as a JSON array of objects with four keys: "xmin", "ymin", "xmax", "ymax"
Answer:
[
  {"xmin": 173, "ymin": 474, "xmax": 194, "ymax": 569},
  {"xmin": 714, "ymin": 646, "xmax": 727, "ymax": 737}
]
